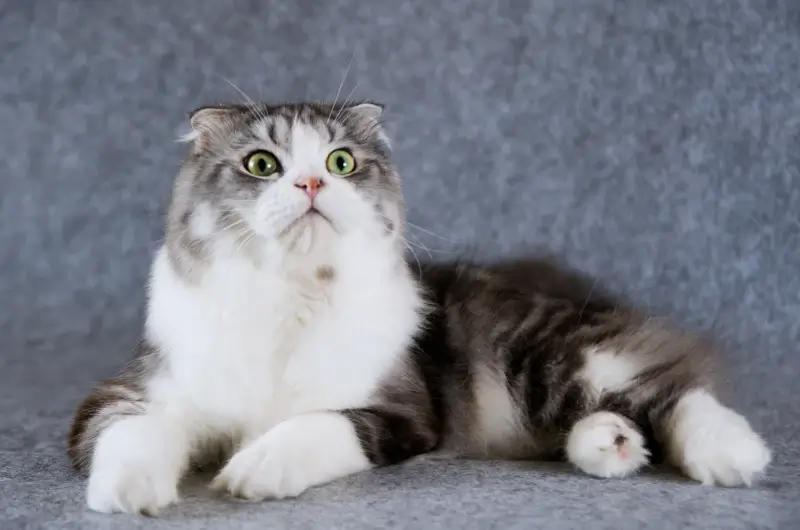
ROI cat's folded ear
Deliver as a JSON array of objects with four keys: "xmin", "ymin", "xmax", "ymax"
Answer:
[
  {"xmin": 179, "ymin": 104, "xmax": 246, "ymax": 151},
  {"xmin": 345, "ymin": 102, "xmax": 384, "ymax": 123},
  {"xmin": 342, "ymin": 102, "xmax": 391, "ymax": 150}
]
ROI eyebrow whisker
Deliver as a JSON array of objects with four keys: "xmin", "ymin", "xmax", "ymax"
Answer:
[
  {"xmin": 334, "ymin": 82, "xmax": 360, "ymax": 123},
  {"xmin": 328, "ymin": 52, "xmax": 356, "ymax": 125}
]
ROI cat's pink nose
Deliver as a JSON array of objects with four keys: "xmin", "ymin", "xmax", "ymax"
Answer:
[{"xmin": 294, "ymin": 177, "xmax": 324, "ymax": 202}]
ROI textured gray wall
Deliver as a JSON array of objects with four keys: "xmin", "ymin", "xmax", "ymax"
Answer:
[{"xmin": 1, "ymin": 1, "xmax": 798, "ymax": 528}]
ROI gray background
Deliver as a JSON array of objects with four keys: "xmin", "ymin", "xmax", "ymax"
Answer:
[{"xmin": 1, "ymin": 0, "xmax": 798, "ymax": 528}]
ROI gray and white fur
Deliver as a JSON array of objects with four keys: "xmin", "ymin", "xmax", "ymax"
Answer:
[{"xmin": 68, "ymin": 101, "xmax": 772, "ymax": 515}]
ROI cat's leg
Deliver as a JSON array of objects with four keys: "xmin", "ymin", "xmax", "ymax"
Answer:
[
  {"xmin": 661, "ymin": 389, "xmax": 771, "ymax": 486},
  {"xmin": 566, "ymin": 411, "xmax": 650, "ymax": 478},
  {"xmin": 211, "ymin": 359, "xmax": 439, "ymax": 501},
  {"xmin": 210, "ymin": 411, "xmax": 371, "ymax": 500},
  {"xmin": 68, "ymin": 348, "xmax": 193, "ymax": 515},
  {"xmin": 211, "ymin": 407, "xmax": 439, "ymax": 500},
  {"xmin": 211, "ymin": 407, "xmax": 438, "ymax": 500},
  {"xmin": 580, "ymin": 320, "xmax": 771, "ymax": 486},
  {"xmin": 84, "ymin": 410, "xmax": 191, "ymax": 514}
]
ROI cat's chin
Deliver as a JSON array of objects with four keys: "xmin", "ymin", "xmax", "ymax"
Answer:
[
  {"xmin": 299, "ymin": 209, "xmax": 334, "ymax": 232},
  {"xmin": 278, "ymin": 209, "xmax": 340, "ymax": 255},
  {"xmin": 278, "ymin": 209, "xmax": 327, "ymax": 236}
]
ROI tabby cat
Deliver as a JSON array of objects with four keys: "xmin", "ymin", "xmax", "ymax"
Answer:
[{"xmin": 68, "ymin": 101, "xmax": 771, "ymax": 515}]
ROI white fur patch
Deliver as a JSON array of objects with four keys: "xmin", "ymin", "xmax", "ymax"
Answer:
[
  {"xmin": 144, "ymin": 227, "xmax": 421, "ymax": 437},
  {"xmin": 84, "ymin": 113, "xmax": 422, "ymax": 513},
  {"xmin": 665, "ymin": 389, "xmax": 772, "ymax": 486},
  {"xmin": 470, "ymin": 367, "xmax": 531, "ymax": 457},
  {"xmin": 580, "ymin": 347, "xmax": 642, "ymax": 397},
  {"xmin": 211, "ymin": 412, "xmax": 371, "ymax": 499},
  {"xmin": 141, "ymin": 113, "xmax": 423, "ymax": 446},
  {"xmin": 566, "ymin": 411, "xmax": 649, "ymax": 479},
  {"xmin": 188, "ymin": 202, "xmax": 217, "ymax": 238},
  {"xmin": 86, "ymin": 413, "xmax": 189, "ymax": 515}
]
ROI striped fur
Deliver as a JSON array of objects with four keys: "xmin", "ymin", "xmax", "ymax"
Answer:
[{"xmin": 68, "ymin": 101, "xmax": 770, "ymax": 515}]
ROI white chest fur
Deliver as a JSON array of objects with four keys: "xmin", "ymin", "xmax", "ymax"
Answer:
[{"xmin": 144, "ymin": 233, "xmax": 422, "ymax": 444}]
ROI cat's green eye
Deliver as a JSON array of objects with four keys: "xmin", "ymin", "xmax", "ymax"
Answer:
[
  {"xmin": 244, "ymin": 151, "xmax": 280, "ymax": 178},
  {"xmin": 326, "ymin": 149, "xmax": 356, "ymax": 176}
]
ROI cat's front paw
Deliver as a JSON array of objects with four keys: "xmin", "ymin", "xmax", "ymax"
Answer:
[
  {"xmin": 211, "ymin": 412, "xmax": 370, "ymax": 500},
  {"xmin": 87, "ymin": 458, "xmax": 179, "ymax": 515},
  {"xmin": 86, "ymin": 417, "xmax": 183, "ymax": 515},
  {"xmin": 668, "ymin": 391, "xmax": 771, "ymax": 487},
  {"xmin": 566, "ymin": 411, "xmax": 650, "ymax": 479}
]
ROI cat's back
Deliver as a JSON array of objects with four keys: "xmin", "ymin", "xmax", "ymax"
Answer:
[{"xmin": 414, "ymin": 256, "xmax": 619, "ymax": 311}]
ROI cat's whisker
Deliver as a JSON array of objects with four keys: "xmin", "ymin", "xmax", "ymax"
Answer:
[
  {"xmin": 334, "ymin": 83, "xmax": 360, "ymax": 122},
  {"xmin": 404, "ymin": 236, "xmax": 433, "ymax": 260},
  {"xmin": 216, "ymin": 218, "xmax": 248, "ymax": 236},
  {"xmin": 357, "ymin": 183, "xmax": 403, "ymax": 197},
  {"xmin": 576, "ymin": 278, "xmax": 599, "ymax": 326},
  {"xmin": 400, "ymin": 237, "xmax": 423, "ymax": 277},
  {"xmin": 406, "ymin": 222, "xmax": 457, "ymax": 243},
  {"xmin": 232, "ymin": 228, "xmax": 256, "ymax": 257},
  {"xmin": 217, "ymin": 74, "xmax": 265, "ymax": 121},
  {"xmin": 371, "ymin": 209, "xmax": 451, "ymax": 257},
  {"xmin": 327, "ymin": 52, "xmax": 355, "ymax": 125}
]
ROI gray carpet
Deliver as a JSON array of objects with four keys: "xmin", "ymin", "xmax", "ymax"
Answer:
[{"xmin": 1, "ymin": 0, "xmax": 799, "ymax": 528}]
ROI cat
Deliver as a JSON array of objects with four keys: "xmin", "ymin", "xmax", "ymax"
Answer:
[{"xmin": 68, "ymin": 100, "xmax": 772, "ymax": 515}]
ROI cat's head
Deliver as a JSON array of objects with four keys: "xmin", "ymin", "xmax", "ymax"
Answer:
[{"xmin": 167, "ymin": 101, "xmax": 403, "ymax": 268}]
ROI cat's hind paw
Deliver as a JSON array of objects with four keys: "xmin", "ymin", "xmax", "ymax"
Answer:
[
  {"xmin": 566, "ymin": 411, "xmax": 650, "ymax": 479},
  {"xmin": 666, "ymin": 390, "xmax": 771, "ymax": 487}
]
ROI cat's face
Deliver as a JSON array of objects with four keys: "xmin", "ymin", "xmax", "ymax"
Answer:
[{"xmin": 168, "ymin": 102, "xmax": 403, "ymax": 263}]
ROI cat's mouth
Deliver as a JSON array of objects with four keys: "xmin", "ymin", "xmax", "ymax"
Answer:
[
  {"xmin": 306, "ymin": 207, "xmax": 330, "ymax": 222},
  {"xmin": 283, "ymin": 207, "xmax": 332, "ymax": 234}
]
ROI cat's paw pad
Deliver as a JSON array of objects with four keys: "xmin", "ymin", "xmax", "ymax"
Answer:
[
  {"xmin": 671, "ymin": 399, "xmax": 771, "ymax": 487},
  {"xmin": 566, "ymin": 411, "xmax": 650, "ymax": 479}
]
